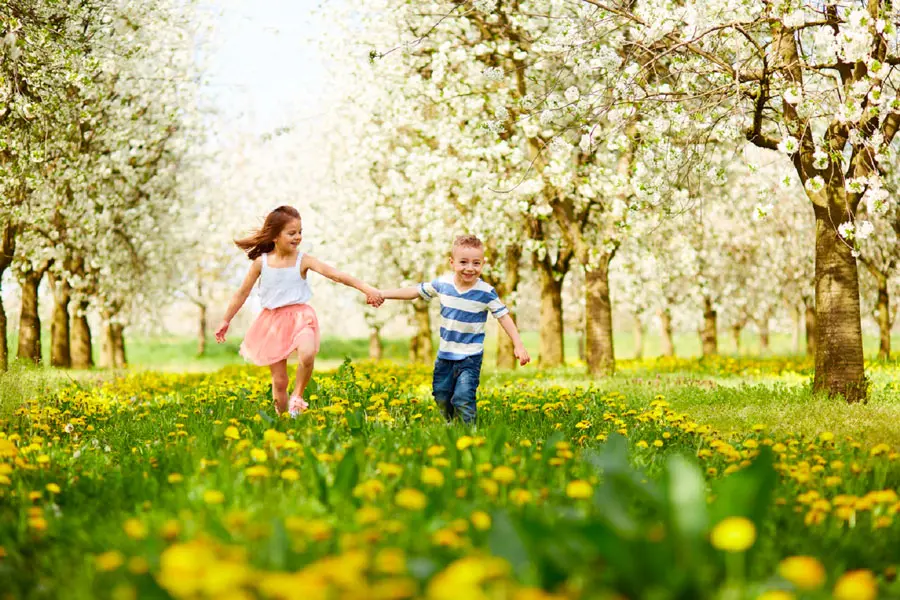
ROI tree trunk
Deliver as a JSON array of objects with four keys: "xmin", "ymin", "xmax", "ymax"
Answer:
[
  {"xmin": 49, "ymin": 273, "xmax": 72, "ymax": 368},
  {"xmin": 0, "ymin": 224, "xmax": 15, "ymax": 372},
  {"xmin": 875, "ymin": 279, "xmax": 891, "ymax": 361},
  {"xmin": 197, "ymin": 302, "xmax": 208, "ymax": 357},
  {"xmin": 804, "ymin": 300, "xmax": 816, "ymax": 359},
  {"xmin": 495, "ymin": 246, "xmax": 522, "ymax": 370},
  {"xmin": 112, "ymin": 323, "xmax": 127, "ymax": 368},
  {"xmin": 0, "ymin": 291, "xmax": 6, "ymax": 372},
  {"xmin": 16, "ymin": 267, "xmax": 46, "ymax": 364},
  {"xmin": 758, "ymin": 316, "xmax": 770, "ymax": 355},
  {"xmin": 369, "ymin": 326, "xmax": 383, "ymax": 360},
  {"xmin": 409, "ymin": 332, "xmax": 418, "ymax": 363},
  {"xmin": 195, "ymin": 277, "xmax": 207, "ymax": 356},
  {"xmin": 632, "ymin": 312, "xmax": 644, "ymax": 360},
  {"xmin": 411, "ymin": 302, "xmax": 433, "ymax": 364},
  {"xmin": 700, "ymin": 295, "xmax": 718, "ymax": 357},
  {"xmin": 791, "ymin": 305, "xmax": 802, "ymax": 355},
  {"xmin": 658, "ymin": 307, "xmax": 675, "ymax": 357},
  {"xmin": 497, "ymin": 325, "xmax": 516, "ymax": 369},
  {"xmin": 71, "ymin": 301, "xmax": 94, "ymax": 369},
  {"xmin": 731, "ymin": 323, "xmax": 742, "ymax": 356},
  {"xmin": 585, "ymin": 260, "xmax": 615, "ymax": 376},
  {"xmin": 100, "ymin": 313, "xmax": 116, "ymax": 369},
  {"xmin": 536, "ymin": 262, "xmax": 565, "ymax": 367},
  {"xmin": 812, "ymin": 210, "xmax": 866, "ymax": 402}
]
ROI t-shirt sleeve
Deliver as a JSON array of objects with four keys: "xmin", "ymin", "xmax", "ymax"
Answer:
[
  {"xmin": 418, "ymin": 279, "xmax": 439, "ymax": 301},
  {"xmin": 487, "ymin": 288, "xmax": 509, "ymax": 318}
]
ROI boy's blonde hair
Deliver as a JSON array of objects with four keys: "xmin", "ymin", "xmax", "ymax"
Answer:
[{"xmin": 452, "ymin": 234, "xmax": 484, "ymax": 253}]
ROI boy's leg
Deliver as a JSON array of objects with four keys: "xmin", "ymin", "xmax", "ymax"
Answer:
[
  {"xmin": 449, "ymin": 354, "xmax": 482, "ymax": 425},
  {"xmin": 269, "ymin": 359, "xmax": 289, "ymax": 414},
  {"xmin": 432, "ymin": 358, "xmax": 455, "ymax": 422}
]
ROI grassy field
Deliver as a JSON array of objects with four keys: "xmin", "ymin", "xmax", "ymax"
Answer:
[
  {"xmin": 1, "ymin": 358, "xmax": 898, "ymax": 599},
  {"xmin": 7, "ymin": 328, "xmax": 900, "ymax": 373}
]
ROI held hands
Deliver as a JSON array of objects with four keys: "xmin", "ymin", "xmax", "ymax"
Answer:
[
  {"xmin": 214, "ymin": 320, "xmax": 230, "ymax": 343},
  {"xmin": 365, "ymin": 288, "xmax": 384, "ymax": 308},
  {"xmin": 514, "ymin": 343, "xmax": 531, "ymax": 366}
]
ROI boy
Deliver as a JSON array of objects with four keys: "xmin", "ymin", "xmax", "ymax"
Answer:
[{"xmin": 375, "ymin": 235, "xmax": 530, "ymax": 424}]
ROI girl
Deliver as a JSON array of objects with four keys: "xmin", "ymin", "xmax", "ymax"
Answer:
[{"xmin": 215, "ymin": 205, "xmax": 383, "ymax": 416}]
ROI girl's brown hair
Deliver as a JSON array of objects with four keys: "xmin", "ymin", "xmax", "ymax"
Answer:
[{"xmin": 235, "ymin": 206, "xmax": 301, "ymax": 260}]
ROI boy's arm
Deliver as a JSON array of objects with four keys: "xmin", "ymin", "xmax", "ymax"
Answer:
[
  {"xmin": 380, "ymin": 286, "xmax": 421, "ymax": 300},
  {"xmin": 497, "ymin": 313, "xmax": 531, "ymax": 366}
]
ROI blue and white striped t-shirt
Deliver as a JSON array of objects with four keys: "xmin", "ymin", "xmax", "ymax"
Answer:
[{"xmin": 418, "ymin": 275, "xmax": 509, "ymax": 360}]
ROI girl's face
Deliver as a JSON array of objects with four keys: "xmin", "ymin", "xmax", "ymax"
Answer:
[{"xmin": 274, "ymin": 218, "xmax": 302, "ymax": 253}]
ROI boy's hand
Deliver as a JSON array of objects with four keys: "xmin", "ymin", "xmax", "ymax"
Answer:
[
  {"xmin": 514, "ymin": 344, "xmax": 530, "ymax": 366},
  {"xmin": 214, "ymin": 320, "xmax": 230, "ymax": 343}
]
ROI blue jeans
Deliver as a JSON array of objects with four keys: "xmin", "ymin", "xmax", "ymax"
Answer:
[{"xmin": 432, "ymin": 353, "xmax": 483, "ymax": 424}]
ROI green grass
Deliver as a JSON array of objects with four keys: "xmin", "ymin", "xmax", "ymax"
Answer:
[
  {"xmin": 5, "ymin": 329, "xmax": 900, "ymax": 447},
  {"xmin": 6, "ymin": 327, "xmax": 899, "ymax": 374}
]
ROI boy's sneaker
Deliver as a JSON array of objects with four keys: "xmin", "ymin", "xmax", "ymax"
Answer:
[{"xmin": 288, "ymin": 394, "xmax": 309, "ymax": 417}]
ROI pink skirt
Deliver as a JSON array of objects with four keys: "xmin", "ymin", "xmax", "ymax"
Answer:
[{"xmin": 239, "ymin": 304, "xmax": 321, "ymax": 366}]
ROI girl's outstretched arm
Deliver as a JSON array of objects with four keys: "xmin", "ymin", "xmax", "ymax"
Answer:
[
  {"xmin": 301, "ymin": 255, "xmax": 382, "ymax": 305},
  {"xmin": 215, "ymin": 258, "xmax": 262, "ymax": 342}
]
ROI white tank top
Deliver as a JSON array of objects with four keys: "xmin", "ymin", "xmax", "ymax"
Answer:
[{"xmin": 258, "ymin": 253, "xmax": 313, "ymax": 309}]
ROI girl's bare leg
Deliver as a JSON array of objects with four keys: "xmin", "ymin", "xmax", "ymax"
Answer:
[
  {"xmin": 291, "ymin": 337, "xmax": 318, "ymax": 401},
  {"xmin": 269, "ymin": 359, "xmax": 289, "ymax": 414}
]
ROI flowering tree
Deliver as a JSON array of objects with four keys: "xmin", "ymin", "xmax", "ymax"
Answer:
[
  {"xmin": 0, "ymin": 0, "xmax": 204, "ymax": 369},
  {"xmin": 858, "ymin": 162, "xmax": 900, "ymax": 359},
  {"xmin": 547, "ymin": 0, "xmax": 900, "ymax": 401}
]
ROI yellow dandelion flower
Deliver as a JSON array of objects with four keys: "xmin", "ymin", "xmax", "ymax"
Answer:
[
  {"xmin": 95, "ymin": 551, "xmax": 125, "ymax": 572},
  {"xmin": 456, "ymin": 436, "xmax": 474, "ymax": 451},
  {"xmin": 566, "ymin": 480, "xmax": 593, "ymax": 500},
  {"xmin": 250, "ymin": 448, "xmax": 268, "ymax": 463},
  {"xmin": 479, "ymin": 479, "xmax": 499, "ymax": 497},
  {"xmin": 471, "ymin": 511, "xmax": 492, "ymax": 531},
  {"xmin": 833, "ymin": 569, "xmax": 877, "ymax": 600},
  {"xmin": 355, "ymin": 506, "xmax": 382, "ymax": 525},
  {"xmin": 28, "ymin": 516, "xmax": 48, "ymax": 532},
  {"xmin": 421, "ymin": 467, "xmax": 445, "ymax": 487},
  {"xmin": 167, "ymin": 473, "xmax": 183, "ymax": 484},
  {"xmin": 45, "ymin": 483, "xmax": 61, "ymax": 494},
  {"xmin": 223, "ymin": 426, "xmax": 240, "ymax": 440},
  {"xmin": 128, "ymin": 556, "xmax": 150, "ymax": 575},
  {"xmin": 123, "ymin": 518, "xmax": 148, "ymax": 540},
  {"xmin": 492, "ymin": 466, "xmax": 516, "ymax": 484},
  {"xmin": 395, "ymin": 488, "xmax": 427, "ymax": 511},
  {"xmin": 510, "ymin": 488, "xmax": 532, "ymax": 506},
  {"xmin": 280, "ymin": 468, "xmax": 299, "ymax": 482},
  {"xmin": 871, "ymin": 444, "xmax": 891, "ymax": 457},
  {"xmin": 203, "ymin": 489, "xmax": 225, "ymax": 505},
  {"xmin": 244, "ymin": 465, "xmax": 270, "ymax": 478},
  {"xmin": 160, "ymin": 519, "xmax": 181, "ymax": 541},
  {"xmin": 710, "ymin": 517, "xmax": 756, "ymax": 552},
  {"xmin": 778, "ymin": 556, "xmax": 825, "ymax": 590},
  {"xmin": 375, "ymin": 548, "xmax": 406, "ymax": 575},
  {"xmin": 756, "ymin": 591, "xmax": 795, "ymax": 600}
]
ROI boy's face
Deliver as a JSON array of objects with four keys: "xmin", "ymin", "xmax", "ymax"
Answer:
[{"xmin": 450, "ymin": 245, "xmax": 484, "ymax": 286}]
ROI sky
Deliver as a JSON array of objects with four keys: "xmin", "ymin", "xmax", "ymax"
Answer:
[{"xmin": 200, "ymin": 0, "xmax": 335, "ymax": 137}]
